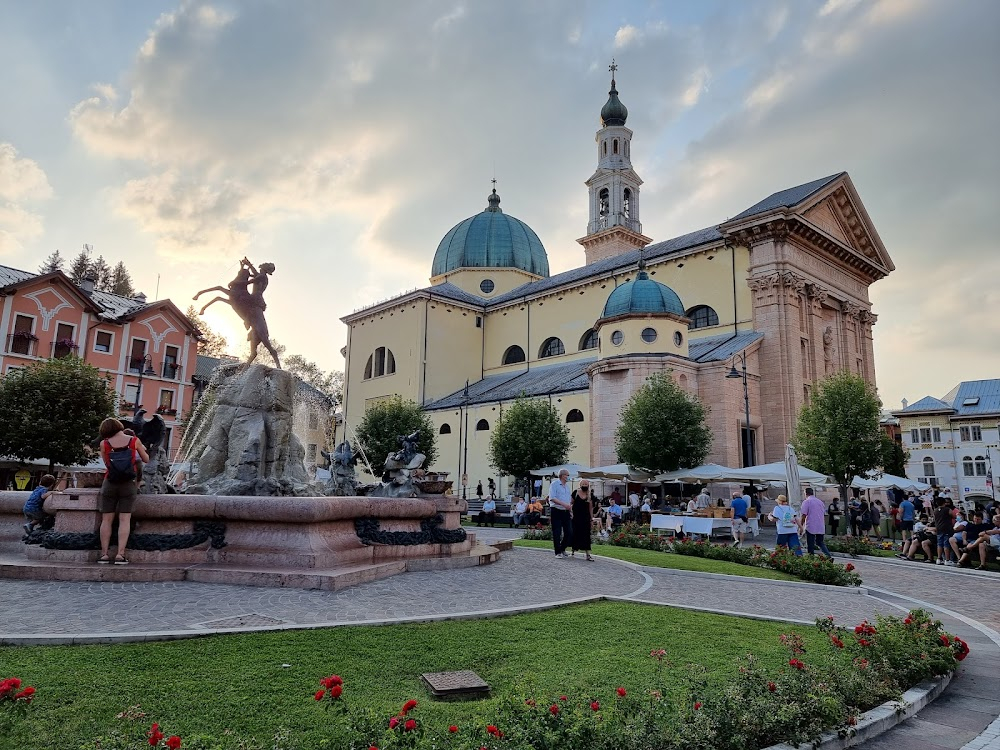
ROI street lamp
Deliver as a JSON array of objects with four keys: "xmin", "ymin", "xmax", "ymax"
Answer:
[
  {"xmin": 132, "ymin": 353, "xmax": 156, "ymax": 416},
  {"xmin": 726, "ymin": 352, "xmax": 754, "ymax": 467}
]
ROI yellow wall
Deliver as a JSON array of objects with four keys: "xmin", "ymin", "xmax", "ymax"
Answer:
[
  {"xmin": 422, "ymin": 301, "xmax": 486, "ymax": 402},
  {"xmin": 596, "ymin": 315, "xmax": 689, "ymax": 359},
  {"xmin": 432, "ymin": 268, "xmax": 540, "ymax": 298}
]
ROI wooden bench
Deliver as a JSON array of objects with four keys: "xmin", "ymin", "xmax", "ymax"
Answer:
[{"xmin": 464, "ymin": 500, "xmax": 548, "ymax": 527}]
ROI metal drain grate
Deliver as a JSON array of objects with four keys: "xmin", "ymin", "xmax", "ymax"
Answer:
[{"xmin": 195, "ymin": 614, "xmax": 289, "ymax": 629}]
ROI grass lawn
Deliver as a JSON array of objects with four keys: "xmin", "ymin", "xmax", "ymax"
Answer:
[
  {"xmin": 514, "ymin": 539, "xmax": 801, "ymax": 581},
  {"xmin": 0, "ymin": 600, "xmax": 829, "ymax": 749}
]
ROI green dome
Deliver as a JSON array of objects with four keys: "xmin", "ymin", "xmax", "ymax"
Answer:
[
  {"xmin": 601, "ymin": 270, "xmax": 685, "ymax": 319},
  {"xmin": 600, "ymin": 77, "xmax": 628, "ymax": 127},
  {"xmin": 431, "ymin": 190, "xmax": 549, "ymax": 278}
]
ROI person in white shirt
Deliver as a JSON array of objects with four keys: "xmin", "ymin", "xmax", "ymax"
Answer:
[
  {"xmin": 686, "ymin": 496, "xmax": 698, "ymax": 513},
  {"xmin": 547, "ymin": 469, "xmax": 574, "ymax": 558},
  {"xmin": 478, "ymin": 497, "xmax": 497, "ymax": 527},
  {"xmin": 768, "ymin": 494, "xmax": 803, "ymax": 556},
  {"xmin": 512, "ymin": 498, "xmax": 528, "ymax": 527}
]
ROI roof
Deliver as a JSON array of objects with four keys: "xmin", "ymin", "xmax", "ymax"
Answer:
[
  {"xmin": 0, "ymin": 264, "xmax": 34, "ymax": 287},
  {"xmin": 89, "ymin": 289, "xmax": 145, "ymax": 319},
  {"xmin": 431, "ymin": 190, "xmax": 549, "ymax": 277},
  {"xmin": 729, "ymin": 173, "xmax": 845, "ymax": 221},
  {"xmin": 0, "ymin": 263, "xmax": 149, "ymax": 320},
  {"xmin": 687, "ymin": 330, "xmax": 765, "ymax": 363},
  {"xmin": 941, "ymin": 379, "xmax": 1000, "ymax": 417},
  {"xmin": 601, "ymin": 270, "xmax": 684, "ymax": 319},
  {"xmin": 897, "ymin": 396, "xmax": 954, "ymax": 414},
  {"xmin": 490, "ymin": 225, "xmax": 723, "ymax": 306},
  {"xmin": 425, "ymin": 358, "xmax": 595, "ymax": 410}
]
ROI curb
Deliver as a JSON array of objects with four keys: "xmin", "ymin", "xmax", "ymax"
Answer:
[{"xmin": 764, "ymin": 672, "xmax": 952, "ymax": 750}]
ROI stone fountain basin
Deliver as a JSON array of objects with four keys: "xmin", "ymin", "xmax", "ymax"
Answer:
[{"xmin": 3, "ymin": 490, "xmax": 470, "ymax": 570}]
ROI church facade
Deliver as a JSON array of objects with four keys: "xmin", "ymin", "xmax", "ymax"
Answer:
[{"xmin": 339, "ymin": 70, "xmax": 895, "ymax": 495}]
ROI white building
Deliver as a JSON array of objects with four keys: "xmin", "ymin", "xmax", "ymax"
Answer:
[{"xmin": 893, "ymin": 379, "xmax": 999, "ymax": 508}]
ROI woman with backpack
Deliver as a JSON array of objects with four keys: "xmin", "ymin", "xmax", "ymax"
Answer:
[{"xmin": 97, "ymin": 418, "xmax": 149, "ymax": 565}]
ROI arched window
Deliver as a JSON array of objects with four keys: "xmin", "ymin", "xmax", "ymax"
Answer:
[
  {"xmin": 539, "ymin": 337, "xmax": 565, "ymax": 358},
  {"xmin": 579, "ymin": 329, "xmax": 598, "ymax": 351},
  {"xmin": 502, "ymin": 345, "xmax": 526, "ymax": 365},
  {"xmin": 603, "ymin": 141, "xmax": 607, "ymax": 155},
  {"xmin": 975, "ymin": 456, "xmax": 987, "ymax": 476},
  {"xmin": 922, "ymin": 457, "xmax": 935, "ymax": 478},
  {"xmin": 623, "ymin": 188, "xmax": 631, "ymax": 219},
  {"xmin": 439, "ymin": 423, "xmax": 452, "ymax": 435},
  {"xmin": 566, "ymin": 409, "xmax": 584, "ymax": 423},
  {"xmin": 476, "ymin": 419, "xmax": 490, "ymax": 431},
  {"xmin": 963, "ymin": 456, "xmax": 974, "ymax": 476},
  {"xmin": 613, "ymin": 139, "xmax": 619, "ymax": 154},
  {"xmin": 365, "ymin": 347, "xmax": 396, "ymax": 379},
  {"xmin": 686, "ymin": 305, "xmax": 720, "ymax": 329},
  {"xmin": 599, "ymin": 188, "xmax": 609, "ymax": 227}
]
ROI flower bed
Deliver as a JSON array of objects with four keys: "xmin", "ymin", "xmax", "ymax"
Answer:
[
  {"xmin": 580, "ymin": 525, "xmax": 863, "ymax": 586},
  {"xmin": 826, "ymin": 535, "xmax": 899, "ymax": 557}
]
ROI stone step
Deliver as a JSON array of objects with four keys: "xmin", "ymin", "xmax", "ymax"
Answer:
[{"xmin": 404, "ymin": 544, "xmax": 499, "ymax": 572}]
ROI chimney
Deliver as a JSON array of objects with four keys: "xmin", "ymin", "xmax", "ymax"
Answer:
[
  {"xmin": 134, "ymin": 292, "xmax": 147, "ymax": 305},
  {"xmin": 901, "ymin": 398, "xmax": 908, "ymax": 409},
  {"xmin": 80, "ymin": 275, "xmax": 96, "ymax": 295}
]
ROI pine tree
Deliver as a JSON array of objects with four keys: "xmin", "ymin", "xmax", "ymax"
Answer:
[
  {"xmin": 68, "ymin": 248, "xmax": 92, "ymax": 284},
  {"xmin": 108, "ymin": 262, "xmax": 135, "ymax": 297},
  {"xmin": 38, "ymin": 249, "xmax": 65, "ymax": 274},
  {"xmin": 91, "ymin": 255, "xmax": 112, "ymax": 292}
]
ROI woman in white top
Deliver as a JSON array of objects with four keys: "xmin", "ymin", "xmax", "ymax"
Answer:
[{"xmin": 768, "ymin": 494, "xmax": 803, "ymax": 556}]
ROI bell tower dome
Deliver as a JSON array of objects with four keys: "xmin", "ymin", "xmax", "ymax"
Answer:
[{"xmin": 577, "ymin": 60, "xmax": 652, "ymax": 265}]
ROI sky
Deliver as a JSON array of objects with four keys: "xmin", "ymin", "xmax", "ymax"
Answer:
[{"xmin": 0, "ymin": 0, "xmax": 997, "ymax": 410}]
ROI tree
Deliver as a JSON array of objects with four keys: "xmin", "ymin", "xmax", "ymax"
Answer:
[
  {"xmin": 0, "ymin": 357, "xmax": 116, "ymax": 472},
  {"xmin": 91, "ymin": 255, "xmax": 112, "ymax": 292},
  {"xmin": 615, "ymin": 372, "xmax": 712, "ymax": 473},
  {"xmin": 68, "ymin": 247, "xmax": 92, "ymax": 284},
  {"xmin": 284, "ymin": 353, "xmax": 344, "ymax": 407},
  {"xmin": 38, "ymin": 250, "xmax": 64, "ymax": 274},
  {"xmin": 880, "ymin": 434, "xmax": 908, "ymax": 478},
  {"xmin": 794, "ymin": 371, "xmax": 884, "ymax": 502},
  {"xmin": 107, "ymin": 261, "xmax": 135, "ymax": 297},
  {"xmin": 185, "ymin": 306, "xmax": 229, "ymax": 357},
  {"xmin": 354, "ymin": 396, "xmax": 437, "ymax": 476},
  {"xmin": 489, "ymin": 396, "xmax": 573, "ymax": 484}
]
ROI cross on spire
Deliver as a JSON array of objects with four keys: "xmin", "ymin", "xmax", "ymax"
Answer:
[
  {"xmin": 491, "ymin": 177, "xmax": 497, "ymax": 189},
  {"xmin": 609, "ymin": 59, "xmax": 617, "ymax": 76}
]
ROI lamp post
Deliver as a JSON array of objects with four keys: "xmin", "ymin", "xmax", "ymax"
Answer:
[
  {"xmin": 461, "ymin": 379, "xmax": 470, "ymax": 501},
  {"xmin": 726, "ymin": 353, "xmax": 754, "ymax": 467},
  {"xmin": 132, "ymin": 353, "xmax": 156, "ymax": 416}
]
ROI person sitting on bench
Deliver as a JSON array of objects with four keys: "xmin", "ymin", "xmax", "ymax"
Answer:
[
  {"xmin": 512, "ymin": 497, "xmax": 528, "ymax": 526},
  {"xmin": 524, "ymin": 497, "xmax": 544, "ymax": 527},
  {"xmin": 477, "ymin": 497, "xmax": 497, "ymax": 526}
]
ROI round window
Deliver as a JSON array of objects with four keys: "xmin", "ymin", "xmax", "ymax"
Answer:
[
  {"xmin": 673, "ymin": 331, "xmax": 683, "ymax": 346},
  {"xmin": 480, "ymin": 279, "xmax": 495, "ymax": 294},
  {"xmin": 611, "ymin": 330, "xmax": 624, "ymax": 346},
  {"xmin": 641, "ymin": 327, "xmax": 657, "ymax": 343}
]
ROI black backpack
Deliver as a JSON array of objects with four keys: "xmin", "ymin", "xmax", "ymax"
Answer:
[{"xmin": 105, "ymin": 438, "xmax": 137, "ymax": 483}]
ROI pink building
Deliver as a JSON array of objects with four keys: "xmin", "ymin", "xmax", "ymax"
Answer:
[{"xmin": 0, "ymin": 264, "xmax": 201, "ymax": 468}]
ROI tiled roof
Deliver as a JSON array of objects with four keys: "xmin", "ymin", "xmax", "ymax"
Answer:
[
  {"xmin": 0, "ymin": 264, "xmax": 34, "ymax": 287},
  {"xmin": 489, "ymin": 225, "xmax": 723, "ymax": 306},
  {"xmin": 941, "ymin": 379, "xmax": 1000, "ymax": 417},
  {"xmin": 89, "ymin": 289, "xmax": 145, "ymax": 319},
  {"xmin": 425, "ymin": 358, "xmax": 595, "ymax": 410},
  {"xmin": 897, "ymin": 396, "xmax": 954, "ymax": 414},
  {"xmin": 687, "ymin": 330, "xmax": 765, "ymax": 363},
  {"xmin": 427, "ymin": 282, "xmax": 487, "ymax": 307},
  {"xmin": 729, "ymin": 173, "xmax": 845, "ymax": 222}
]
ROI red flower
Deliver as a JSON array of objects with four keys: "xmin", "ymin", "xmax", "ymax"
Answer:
[
  {"xmin": 330, "ymin": 684, "xmax": 342, "ymax": 699},
  {"xmin": 449, "ymin": 725, "xmax": 458, "ymax": 733},
  {"xmin": 486, "ymin": 725, "xmax": 499, "ymax": 736},
  {"xmin": 147, "ymin": 723, "xmax": 164, "ymax": 746},
  {"xmin": 591, "ymin": 700, "xmax": 600, "ymax": 711},
  {"xmin": 694, "ymin": 702, "xmax": 702, "ymax": 710},
  {"xmin": 904, "ymin": 617, "xmax": 913, "ymax": 625},
  {"xmin": 940, "ymin": 635, "xmax": 950, "ymax": 646},
  {"xmin": 858, "ymin": 639, "xmax": 870, "ymax": 647},
  {"xmin": 788, "ymin": 658, "xmax": 805, "ymax": 670},
  {"xmin": 320, "ymin": 674, "xmax": 344, "ymax": 689},
  {"xmin": 559, "ymin": 695, "xmax": 567, "ymax": 701},
  {"xmin": 831, "ymin": 636, "xmax": 845, "ymax": 648},
  {"xmin": 525, "ymin": 698, "xmax": 536, "ymax": 707},
  {"xmin": 401, "ymin": 699, "xmax": 418, "ymax": 715},
  {"xmin": 166, "ymin": 737, "xmax": 182, "ymax": 750},
  {"xmin": 616, "ymin": 687, "xmax": 627, "ymax": 697},
  {"xmin": 369, "ymin": 746, "xmax": 379, "ymax": 750},
  {"xmin": 404, "ymin": 719, "xmax": 416, "ymax": 732},
  {"xmin": 314, "ymin": 689, "xmax": 325, "ymax": 701},
  {"xmin": 767, "ymin": 682, "xmax": 776, "ymax": 692},
  {"xmin": 845, "ymin": 563, "xmax": 855, "ymax": 572},
  {"xmin": 388, "ymin": 717, "xmax": 399, "ymax": 729},
  {"xmin": 549, "ymin": 704, "xmax": 559, "ymax": 715}
]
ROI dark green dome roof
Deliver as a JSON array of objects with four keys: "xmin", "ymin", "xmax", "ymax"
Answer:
[
  {"xmin": 431, "ymin": 190, "xmax": 549, "ymax": 278},
  {"xmin": 601, "ymin": 270, "xmax": 684, "ymax": 319},
  {"xmin": 600, "ymin": 77, "xmax": 628, "ymax": 127}
]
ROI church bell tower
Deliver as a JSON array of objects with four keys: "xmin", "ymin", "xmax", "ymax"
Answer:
[{"xmin": 577, "ymin": 61, "xmax": 652, "ymax": 265}]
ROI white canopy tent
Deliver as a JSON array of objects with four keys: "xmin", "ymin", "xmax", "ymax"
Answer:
[
  {"xmin": 655, "ymin": 461, "xmax": 829, "ymax": 486},
  {"xmin": 654, "ymin": 464, "xmax": 738, "ymax": 483},
  {"xmin": 851, "ymin": 473, "xmax": 930, "ymax": 492},
  {"xmin": 577, "ymin": 463, "xmax": 653, "ymax": 482},
  {"xmin": 528, "ymin": 463, "xmax": 588, "ymax": 479}
]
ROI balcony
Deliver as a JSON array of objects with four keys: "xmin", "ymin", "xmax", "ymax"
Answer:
[
  {"xmin": 156, "ymin": 406, "xmax": 178, "ymax": 417},
  {"xmin": 7, "ymin": 332, "xmax": 38, "ymax": 356},
  {"xmin": 52, "ymin": 339, "xmax": 80, "ymax": 359},
  {"xmin": 162, "ymin": 362, "xmax": 181, "ymax": 380}
]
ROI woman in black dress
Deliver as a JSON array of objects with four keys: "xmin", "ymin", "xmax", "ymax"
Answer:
[{"xmin": 571, "ymin": 481, "xmax": 595, "ymax": 561}]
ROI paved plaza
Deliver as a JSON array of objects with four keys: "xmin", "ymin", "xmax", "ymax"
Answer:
[{"xmin": 1, "ymin": 536, "xmax": 997, "ymax": 750}]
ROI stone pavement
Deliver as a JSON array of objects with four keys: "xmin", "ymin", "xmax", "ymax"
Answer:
[{"xmin": 1, "ymin": 537, "xmax": 997, "ymax": 749}]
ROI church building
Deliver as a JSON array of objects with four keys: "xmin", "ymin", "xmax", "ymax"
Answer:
[{"xmin": 339, "ymin": 67, "xmax": 895, "ymax": 495}]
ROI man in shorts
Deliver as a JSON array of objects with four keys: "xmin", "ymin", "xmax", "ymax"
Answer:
[
  {"xmin": 898, "ymin": 493, "xmax": 916, "ymax": 543},
  {"xmin": 730, "ymin": 491, "xmax": 751, "ymax": 547}
]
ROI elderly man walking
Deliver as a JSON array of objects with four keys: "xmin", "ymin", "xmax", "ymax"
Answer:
[
  {"xmin": 800, "ymin": 487, "xmax": 831, "ymax": 558},
  {"xmin": 548, "ymin": 469, "xmax": 574, "ymax": 558}
]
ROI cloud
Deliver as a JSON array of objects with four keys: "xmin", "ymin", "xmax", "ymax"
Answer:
[{"xmin": 0, "ymin": 143, "xmax": 52, "ymax": 254}]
